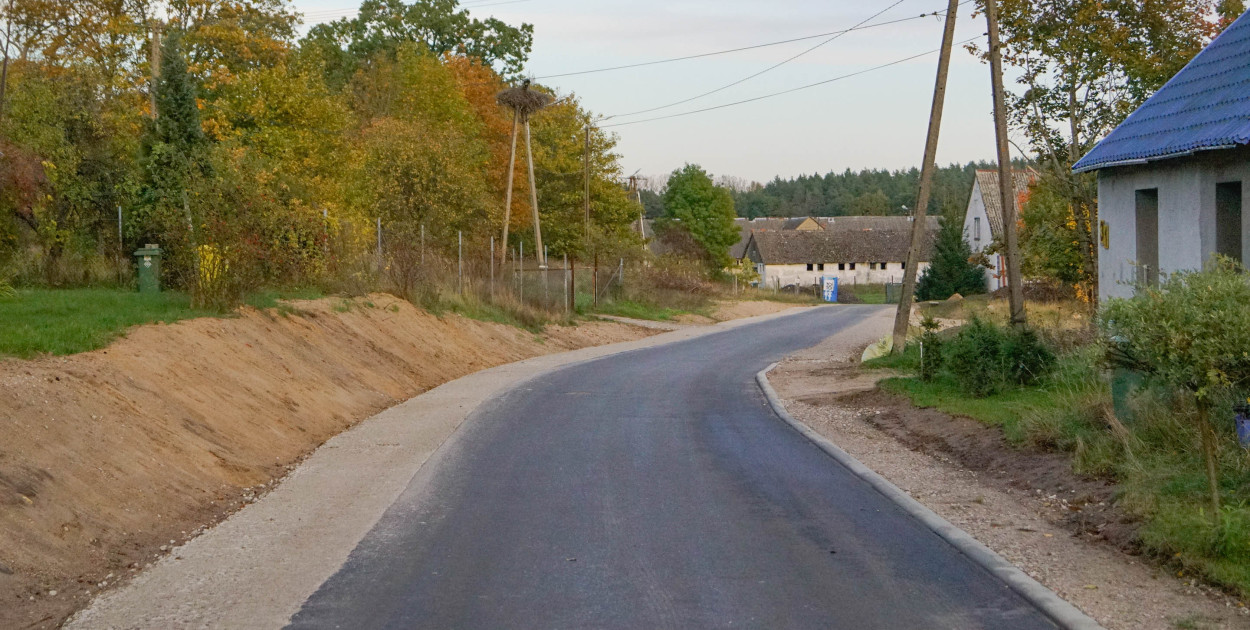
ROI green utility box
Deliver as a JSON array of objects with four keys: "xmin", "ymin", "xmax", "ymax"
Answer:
[{"xmin": 134, "ymin": 244, "xmax": 163, "ymax": 293}]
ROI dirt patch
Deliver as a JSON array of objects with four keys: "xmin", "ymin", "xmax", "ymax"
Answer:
[
  {"xmin": 0, "ymin": 294, "xmax": 654, "ymax": 629},
  {"xmin": 770, "ymin": 323, "xmax": 1249, "ymax": 630},
  {"xmin": 709, "ymin": 299, "xmax": 809, "ymax": 321}
]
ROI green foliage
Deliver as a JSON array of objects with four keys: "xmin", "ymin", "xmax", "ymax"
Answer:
[
  {"xmin": 0, "ymin": 288, "xmax": 214, "ymax": 357},
  {"xmin": 944, "ymin": 318, "xmax": 1055, "ymax": 397},
  {"xmin": 726, "ymin": 161, "xmax": 1004, "ymax": 220},
  {"xmin": 0, "ymin": 279, "xmax": 14, "ymax": 299},
  {"xmin": 301, "ymin": 0, "xmax": 534, "ymax": 88},
  {"xmin": 919, "ymin": 317, "xmax": 942, "ymax": 382},
  {"xmin": 1020, "ymin": 175, "xmax": 1084, "ymax": 285},
  {"xmin": 660, "ymin": 164, "xmax": 739, "ymax": 270},
  {"xmin": 915, "ymin": 217, "xmax": 988, "ymax": 301},
  {"xmin": 1102, "ymin": 258, "xmax": 1250, "ymax": 399}
]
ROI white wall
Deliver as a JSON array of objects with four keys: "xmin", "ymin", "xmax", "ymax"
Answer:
[
  {"xmin": 1096, "ymin": 148, "xmax": 1250, "ymax": 301},
  {"xmin": 961, "ymin": 179, "xmax": 1004, "ymax": 292},
  {"xmin": 759, "ymin": 261, "xmax": 927, "ymax": 288}
]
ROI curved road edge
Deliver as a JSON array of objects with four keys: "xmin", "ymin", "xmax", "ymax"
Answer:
[
  {"xmin": 756, "ymin": 363, "xmax": 1104, "ymax": 630},
  {"xmin": 66, "ymin": 306, "xmax": 822, "ymax": 630}
]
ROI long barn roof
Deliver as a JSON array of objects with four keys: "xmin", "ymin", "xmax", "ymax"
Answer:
[{"xmin": 1073, "ymin": 11, "xmax": 1250, "ymax": 173}]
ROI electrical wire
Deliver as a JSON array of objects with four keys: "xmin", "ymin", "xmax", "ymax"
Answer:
[
  {"xmin": 598, "ymin": 35, "xmax": 982, "ymax": 129},
  {"xmin": 604, "ymin": 0, "xmax": 912, "ymax": 121},
  {"xmin": 534, "ymin": 2, "xmax": 969, "ymax": 81}
]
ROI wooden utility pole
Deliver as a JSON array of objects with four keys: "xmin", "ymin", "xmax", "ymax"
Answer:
[
  {"xmin": 149, "ymin": 21, "xmax": 163, "ymax": 119},
  {"xmin": 584, "ymin": 125, "xmax": 592, "ymax": 246},
  {"xmin": 501, "ymin": 111, "xmax": 519, "ymax": 267},
  {"xmin": 891, "ymin": 0, "xmax": 961, "ymax": 354},
  {"xmin": 986, "ymin": 0, "xmax": 1027, "ymax": 327},
  {"xmin": 524, "ymin": 117, "xmax": 545, "ymax": 268}
]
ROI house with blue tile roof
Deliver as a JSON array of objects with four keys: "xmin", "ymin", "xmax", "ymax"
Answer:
[{"xmin": 1074, "ymin": 10, "xmax": 1250, "ymax": 301}]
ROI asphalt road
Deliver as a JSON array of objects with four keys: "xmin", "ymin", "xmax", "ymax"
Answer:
[{"xmin": 287, "ymin": 306, "xmax": 1056, "ymax": 630}]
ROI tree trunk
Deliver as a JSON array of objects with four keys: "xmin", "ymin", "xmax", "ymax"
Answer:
[{"xmin": 1199, "ymin": 400, "xmax": 1222, "ymax": 527}]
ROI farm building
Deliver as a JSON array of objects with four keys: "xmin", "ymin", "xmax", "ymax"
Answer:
[
  {"xmin": 743, "ymin": 216, "xmax": 939, "ymax": 288},
  {"xmin": 960, "ymin": 170, "xmax": 1034, "ymax": 292},
  {"xmin": 1074, "ymin": 10, "xmax": 1250, "ymax": 301}
]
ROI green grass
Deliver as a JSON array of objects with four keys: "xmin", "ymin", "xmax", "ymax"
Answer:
[
  {"xmin": 841, "ymin": 283, "xmax": 888, "ymax": 304},
  {"xmin": 244, "ymin": 287, "xmax": 325, "ymax": 312},
  {"xmin": 0, "ymin": 288, "xmax": 216, "ymax": 358},
  {"xmin": 589, "ymin": 297, "xmax": 689, "ymax": 321},
  {"xmin": 879, "ymin": 344, "xmax": 1250, "ymax": 598}
]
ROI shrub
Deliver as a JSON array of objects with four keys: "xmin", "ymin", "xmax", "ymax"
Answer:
[
  {"xmin": 943, "ymin": 318, "xmax": 1055, "ymax": 397},
  {"xmin": 0, "ymin": 278, "xmax": 14, "ymax": 299},
  {"xmin": 918, "ymin": 316, "xmax": 942, "ymax": 382}
]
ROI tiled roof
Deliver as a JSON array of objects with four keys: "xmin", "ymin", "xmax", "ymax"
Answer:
[
  {"xmin": 1073, "ymin": 11, "xmax": 1250, "ymax": 172},
  {"xmin": 974, "ymin": 170, "xmax": 1034, "ymax": 239},
  {"xmin": 746, "ymin": 223, "xmax": 937, "ymax": 265},
  {"xmin": 729, "ymin": 216, "xmax": 936, "ymax": 259}
]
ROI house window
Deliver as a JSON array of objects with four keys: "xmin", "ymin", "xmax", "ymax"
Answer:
[
  {"xmin": 901, "ymin": 261, "xmax": 906, "ymax": 270},
  {"xmin": 838, "ymin": 263, "xmax": 845, "ymax": 270},
  {"xmin": 817, "ymin": 263, "xmax": 825, "ymax": 271},
  {"xmin": 974, "ymin": 217, "xmax": 981, "ymax": 241},
  {"xmin": 806, "ymin": 263, "xmax": 814, "ymax": 271},
  {"xmin": 1217, "ymin": 182, "xmax": 1243, "ymax": 263},
  {"xmin": 849, "ymin": 263, "xmax": 856, "ymax": 270},
  {"xmin": 1135, "ymin": 188, "xmax": 1160, "ymax": 288},
  {"xmin": 869, "ymin": 262, "xmax": 877, "ymax": 270}
]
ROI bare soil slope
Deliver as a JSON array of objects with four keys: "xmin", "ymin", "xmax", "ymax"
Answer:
[{"xmin": 0, "ymin": 294, "xmax": 651, "ymax": 628}]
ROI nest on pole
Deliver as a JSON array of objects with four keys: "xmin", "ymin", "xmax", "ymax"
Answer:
[{"xmin": 496, "ymin": 81, "xmax": 553, "ymax": 120}]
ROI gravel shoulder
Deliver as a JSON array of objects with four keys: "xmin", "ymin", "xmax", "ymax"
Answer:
[{"xmin": 769, "ymin": 309, "xmax": 1249, "ymax": 630}]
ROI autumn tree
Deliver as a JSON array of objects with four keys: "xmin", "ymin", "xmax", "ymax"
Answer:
[
  {"xmin": 973, "ymin": 0, "xmax": 1230, "ymax": 301},
  {"xmin": 659, "ymin": 164, "xmax": 738, "ymax": 270},
  {"xmin": 301, "ymin": 0, "xmax": 533, "ymax": 89}
]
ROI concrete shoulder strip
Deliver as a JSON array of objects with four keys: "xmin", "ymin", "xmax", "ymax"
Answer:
[
  {"xmin": 756, "ymin": 363, "xmax": 1103, "ymax": 630},
  {"xmin": 66, "ymin": 307, "xmax": 819, "ymax": 630}
]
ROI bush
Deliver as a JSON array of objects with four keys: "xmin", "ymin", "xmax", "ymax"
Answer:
[
  {"xmin": 0, "ymin": 278, "xmax": 14, "ymax": 299},
  {"xmin": 944, "ymin": 318, "xmax": 1055, "ymax": 397},
  {"xmin": 919, "ymin": 316, "xmax": 942, "ymax": 382}
]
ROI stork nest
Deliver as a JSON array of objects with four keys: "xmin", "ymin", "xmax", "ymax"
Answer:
[{"xmin": 497, "ymin": 84, "xmax": 553, "ymax": 116}]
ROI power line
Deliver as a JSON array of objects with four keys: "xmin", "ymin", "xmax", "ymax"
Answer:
[
  {"xmin": 605, "ymin": 0, "xmax": 910, "ymax": 120},
  {"xmin": 599, "ymin": 35, "xmax": 983, "ymax": 129},
  {"xmin": 534, "ymin": 2, "xmax": 969, "ymax": 81}
]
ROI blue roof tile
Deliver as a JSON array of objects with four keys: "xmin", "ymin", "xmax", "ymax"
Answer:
[{"xmin": 1073, "ymin": 11, "xmax": 1250, "ymax": 172}]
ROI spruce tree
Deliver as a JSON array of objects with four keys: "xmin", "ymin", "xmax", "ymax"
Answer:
[
  {"xmin": 915, "ymin": 217, "xmax": 987, "ymax": 300},
  {"xmin": 144, "ymin": 32, "xmax": 206, "ymax": 207}
]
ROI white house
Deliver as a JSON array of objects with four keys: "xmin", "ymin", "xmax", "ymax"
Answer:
[
  {"xmin": 743, "ymin": 216, "xmax": 938, "ymax": 288},
  {"xmin": 961, "ymin": 170, "xmax": 1034, "ymax": 292},
  {"xmin": 1073, "ymin": 10, "xmax": 1250, "ymax": 301}
]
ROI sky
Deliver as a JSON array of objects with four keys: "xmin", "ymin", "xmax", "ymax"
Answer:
[{"xmin": 291, "ymin": 0, "xmax": 1009, "ymax": 185}]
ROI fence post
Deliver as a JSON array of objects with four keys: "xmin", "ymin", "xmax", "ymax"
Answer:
[
  {"xmin": 490, "ymin": 235, "xmax": 495, "ymax": 299},
  {"xmin": 618, "ymin": 258, "xmax": 624, "ymax": 291},
  {"xmin": 420, "ymin": 224, "xmax": 425, "ymax": 265},
  {"xmin": 376, "ymin": 217, "xmax": 383, "ymax": 275},
  {"xmin": 519, "ymin": 242, "xmax": 524, "ymax": 304},
  {"xmin": 117, "ymin": 205, "xmax": 124, "ymax": 284},
  {"xmin": 458, "ymin": 230, "xmax": 463, "ymax": 295},
  {"xmin": 542, "ymin": 246, "xmax": 549, "ymax": 305}
]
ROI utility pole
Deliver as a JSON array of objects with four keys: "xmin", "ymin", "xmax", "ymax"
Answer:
[
  {"xmin": 891, "ymin": 0, "xmax": 961, "ymax": 354},
  {"xmin": 501, "ymin": 111, "xmax": 519, "ymax": 267},
  {"xmin": 986, "ymin": 0, "xmax": 1027, "ymax": 327},
  {"xmin": 524, "ymin": 117, "xmax": 545, "ymax": 268}
]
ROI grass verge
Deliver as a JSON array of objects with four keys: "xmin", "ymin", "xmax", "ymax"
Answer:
[
  {"xmin": 0, "ymin": 288, "xmax": 215, "ymax": 358},
  {"xmin": 871, "ymin": 345, "xmax": 1250, "ymax": 598}
]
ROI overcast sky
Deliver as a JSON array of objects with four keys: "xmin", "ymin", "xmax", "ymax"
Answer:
[{"xmin": 292, "ymin": 0, "xmax": 1007, "ymax": 184}]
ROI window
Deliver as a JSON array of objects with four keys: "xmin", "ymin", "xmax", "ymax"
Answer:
[
  {"xmin": 869, "ymin": 262, "xmax": 877, "ymax": 270},
  {"xmin": 974, "ymin": 217, "xmax": 981, "ymax": 241},
  {"xmin": 806, "ymin": 263, "xmax": 814, "ymax": 271},
  {"xmin": 1217, "ymin": 182, "xmax": 1243, "ymax": 263},
  {"xmin": 838, "ymin": 263, "xmax": 846, "ymax": 271},
  {"xmin": 1136, "ymin": 189, "xmax": 1160, "ymax": 288},
  {"xmin": 901, "ymin": 261, "xmax": 906, "ymax": 270},
  {"xmin": 849, "ymin": 263, "xmax": 856, "ymax": 270},
  {"xmin": 817, "ymin": 263, "xmax": 825, "ymax": 271}
]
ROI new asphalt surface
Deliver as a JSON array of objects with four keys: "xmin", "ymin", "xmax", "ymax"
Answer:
[{"xmin": 287, "ymin": 305, "xmax": 1057, "ymax": 629}]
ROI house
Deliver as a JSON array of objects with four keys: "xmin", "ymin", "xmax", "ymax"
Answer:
[
  {"xmin": 1074, "ymin": 11, "xmax": 1250, "ymax": 301},
  {"xmin": 743, "ymin": 216, "xmax": 939, "ymax": 288},
  {"xmin": 728, "ymin": 216, "xmax": 824, "ymax": 261},
  {"xmin": 961, "ymin": 170, "xmax": 1034, "ymax": 292}
]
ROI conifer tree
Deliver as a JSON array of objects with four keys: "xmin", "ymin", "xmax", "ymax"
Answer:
[{"xmin": 915, "ymin": 218, "xmax": 986, "ymax": 300}]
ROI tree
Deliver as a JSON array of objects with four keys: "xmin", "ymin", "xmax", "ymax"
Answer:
[
  {"xmin": 1102, "ymin": 258, "xmax": 1250, "ymax": 525},
  {"xmin": 301, "ymin": 0, "xmax": 533, "ymax": 89},
  {"xmin": 659, "ymin": 164, "xmax": 738, "ymax": 270},
  {"xmin": 973, "ymin": 0, "xmax": 1227, "ymax": 302},
  {"xmin": 915, "ymin": 217, "xmax": 987, "ymax": 301}
]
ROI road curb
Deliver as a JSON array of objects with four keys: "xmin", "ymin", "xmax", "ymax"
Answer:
[{"xmin": 756, "ymin": 363, "xmax": 1104, "ymax": 630}]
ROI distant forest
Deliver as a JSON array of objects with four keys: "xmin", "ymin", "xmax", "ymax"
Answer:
[{"xmin": 642, "ymin": 161, "xmax": 1009, "ymax": 221}]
